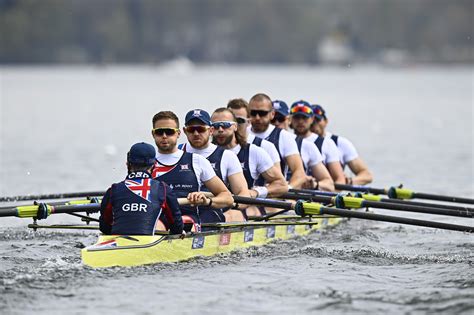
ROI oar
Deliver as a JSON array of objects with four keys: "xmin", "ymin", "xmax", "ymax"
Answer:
[
  {"xmin": 233, "ymin": 196, "xmax": 474, "ymax": 232},
  {"xmin": 232, "ymin": 196, "xmax": 296, "ymax": 221},
  {"xmin": 289, "ymin": 189, "xmax": 474, "ymax": 213},
  {"xmin": 0, "ymin": 191, "xmax": 106, "ymax": 202},
  {"xmin": 283, "ymin": 192, "xmax": 474, "ymax": 218},
  {"xmin": 295, "ymin": 202, "xmax": 473, "ymax": 233},
  {"xmin": 0, "ymin": 197, "xmax": 194, "ymax": 219},
  {"xmin": 335, "ymin": 184, "xmax": 474, "ymax": 205}
]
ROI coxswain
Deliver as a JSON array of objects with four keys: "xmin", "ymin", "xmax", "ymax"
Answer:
[
  {"xmin": 248, "ymin": 93, "xmax": 307, "ymax": 189},
  {"xmin": 150, "ymin": 111, "xmax": 233, "ymax": 230},
  {"xmin": 271, "ymin": 100, "xmax": 335, "ymax": 191},
  {"xmin": 99, "ymin": 142, "xmax": 184, "ymax": 236},
  {"xmin": 311, "ymin": 104, "xmax": 373, "ymax": 185},
  {"xmin": 179, "ymin": 109, "xmax": 247, "ymax": 222},
  {"xmin": 211, "ymin": 107, "xmax": 288, "ymax": 216},
  {"xmin": 290, "ymin": 100, "xmax": 346, "ymax": 185}
]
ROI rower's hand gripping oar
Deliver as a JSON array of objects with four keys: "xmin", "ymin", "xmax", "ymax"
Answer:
[{"xmin": 335, "ymin": 183, "xmax": 474, "ymax": 205}]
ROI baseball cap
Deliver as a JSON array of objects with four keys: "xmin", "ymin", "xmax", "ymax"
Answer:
[
  {"xmin": 272, "ymin": 100, "xmax": 289, "ymax": 117},
  {"xmin": 184, "ymin": 109, "xmax": 211, "ymax": 126},
  {"xmin": 290, "ymin": 100, "xmax": 314, "ymax": 118},
  {"xmin": 127, "ymin": 142, "xmax": 156, "ymax": 166},
  {"xmin": 311, "ymin": 104, "xmax": 326, "ymax": 120}
]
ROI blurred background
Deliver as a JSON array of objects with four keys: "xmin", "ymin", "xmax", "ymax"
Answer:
[{"xmin": 0, "ymin": 0, "xmax": 472, "ymax": 66}]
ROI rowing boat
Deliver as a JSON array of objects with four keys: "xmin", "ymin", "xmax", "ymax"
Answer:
[{"xmin": 81, "ymin": 216, "xmax": 344, "ymax": 268}]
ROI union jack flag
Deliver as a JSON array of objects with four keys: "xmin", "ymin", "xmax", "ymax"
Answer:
[{"xmin": 125, "ymin": 178, "xmax": 152, "ymax": 201}]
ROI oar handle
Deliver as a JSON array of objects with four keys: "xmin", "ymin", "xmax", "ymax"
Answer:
[{"xmin": 334, "ymin": 184, "xmax": 387, "ymax": 195}]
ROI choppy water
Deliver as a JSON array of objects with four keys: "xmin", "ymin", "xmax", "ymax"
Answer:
[{"xmin": 0, "ymin": 65, "xmax": 473, "ymax": 314}]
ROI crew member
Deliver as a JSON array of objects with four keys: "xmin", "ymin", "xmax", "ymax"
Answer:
[
  {"xmin": 150, "ymin": 111, "xmax": 233, "ymax": 230},
  {"xmin": 227, "ymin": 98, "xmax": 281, "ymax": 169},
  {"xmin": 290, "ymin": 101, "xmax": 346, "ymax": 185},
  {"xmin": 271, "ymin": 100, "xmax": 335, "ymax": 191},
  {"xmin": 211, "ymin": 108, "xmax": 288, "ymax": 215},
  {"xmin": 179, "ymin": 109, "xmax": 247, "ymax": 222},
  {"xmin": 99, "ymin": 142, "xmax": 184, "ymax": 235},
  {"xmin": 311, "ymin": 104, "xmax": 373, "ymax": 185},
  {"xmin": 248, "ymin": 93, "xmax": 307, "ymax": 189}
]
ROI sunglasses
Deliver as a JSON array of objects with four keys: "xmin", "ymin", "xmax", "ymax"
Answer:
[
  {"xmin": 211, "ymin": 121, "xmax": 236, "ymax": 129},
  {"xmin": 290, "ymin": 105, "xmax": 313, "ymax": 115},
  {"xmin": 271, "ymin": 114, "xmax": 287, "ymax": 123},
  {"xmin": 250, "ymin": 109, "xmax": 272, "ymax": 117},
  {"xmin": 152, "ymin": 127, "xmax": 179, "ymax": 136},
  {"xmin": 235, "ymin": 116, "xmax": 248, "ymax": 124},
  {"xmin": 184, "ymin": 125, "xmax": 210, "ymax": 133}
]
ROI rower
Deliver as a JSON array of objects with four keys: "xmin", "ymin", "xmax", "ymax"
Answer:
[
  {"xmin": 179, "ymin": 109, "xmax": 247, "ymax": 222},
  {"xmin": 311, "ymin": 104, "xmax": 373, "ymax": 185},
  {"xmin": 211, "ymin": 107, "xmax": 288, "ymax": 216},
  {"xmin": 290, "ymin": 100, "xmax": 346, "ymax": 185},
  {"xmin": 248, "ymin": 93, "xmax": 307, "ymax": 189},
  {"xmin": 271, "ymin": 100, "xmax": 291, "ymax": 130},
  {"xmin": 99, "ymin": 142, "xmax": 184, "ymax": 236},
  {"xmin": 150, "ymin": 111, "xmax": 233, "ymax": 230},
  {"xmin": 227, "ymin": 98, "xmax": 281, "ymax": 169},
  {"xmin": 271, "ymin": 100, "xmax": 335, "ymax": 191}
]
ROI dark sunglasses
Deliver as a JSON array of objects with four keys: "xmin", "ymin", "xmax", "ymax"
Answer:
[
  {"xmin": 271, "ymin": 115, "xmax": 287, "ymax": 123},
  {"xmin": 211, "ymin": 121, "xmax": 236, "ymax": 129},
  {"xmin": 250, "ymin": 110, "xmax": 272, "ymax": 117},
  {"xmin": 184, "ymin": 125, "xmax": 210, "ymax": 133},
  {"xmin": 152, "ymin": 127, "xmax": 179, "ymax": 136},
  {"xmin": 235, "ymin": 116, "xmax": 248, "ymax": 124}
]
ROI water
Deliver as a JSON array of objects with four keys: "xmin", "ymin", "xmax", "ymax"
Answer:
[{"xmin": 0, "ymin": 65, "xmax": 473, "ymax": 314}]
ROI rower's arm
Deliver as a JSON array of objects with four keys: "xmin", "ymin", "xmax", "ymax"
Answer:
[
  {"xmin": 310, "ymin": 162, "xmax": 335, "ymax": 192},
  {"xmin": 326, "ymin": 161, "xmax": 346, "ymax": 186},
  {"xmin": 202, "ymin": 176, "xmax": 234, "ymax": 208},
  {"xmin": 259, "ymin": 165, "xmax": 288, "ymax": 197},
  {"xmin": 286, "ymin": 154, "xmax": 307, "ymax": 189},
  {"xmin": 346, "ymin": 158, "xmax": 373, "ymax": 185},
  {"xmin": 99, "ymin": 187, "xmax": 113, "ymax": 234}
]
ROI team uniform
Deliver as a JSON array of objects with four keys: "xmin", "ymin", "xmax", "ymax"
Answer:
[
  {"xmin": 326, "ymin": 131, "xmax": 359, "ymax": 169},
  {"xmin": 228, "ymin": 143, "xmax": 274, "ymax": 188},
  {"xmin": 99, "ymin": 171, "xmax": 183, "ymax": 235},
  {"xmin": 304, "ymin": 132, "xmax": 340, "ymax": 165},
  {"xmin": 152, "ymin": 150, "xmax": 224, "ymax": 228},
  {"xmin": 247, "ymin": 133, "xmax": 281, "ymax": 165},
  {"xmin": 178, "ymin": 143, "xmax": 242, "ymax": 186},
  {"xmin": 288, "ymin": 134, "xmax": 323, "ymax": 178},
  {"xmin": 248, "ymin": 125, "xmax": 299, "ymax": 178}
]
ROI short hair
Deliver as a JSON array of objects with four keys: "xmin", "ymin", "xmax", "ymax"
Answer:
[
  {"xmin": 227, "ymin": 98, "xmax": 250, "ymax": 117},
  {"xmin": 212, "ymin": 107, "xmax": 247, "ymax": 147},
  {"xmin": 152, "ymin": 111, "xmax": 179, "ymax": 128},
  {"xmin": 249, "ymin": 93, "xmax": 272, "ymax": 104}
]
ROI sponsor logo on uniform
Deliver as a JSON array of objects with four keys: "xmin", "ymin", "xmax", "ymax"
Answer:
[
  {"xmin": 287, "ymin": 225, "xmax": 295, "ymax": 234},
  {"xmin": 266, "ymin": 226, "xmax": 275, "ymax": 238},
  {"xmin": 244, "ymin": 228, "xmax": 254, "ymax": 242},
  {"xmin": 210, "ymin": 162, "xmax": 216, "ymax": 170},
  {"xmin": 192, "ymin": 235, "xmax": 205, "ymax": 249},
  {"xmin": 219, "ymin": 233, "xmax": 231, "ymax": 245},
  {"xmin": 240, "ymin": 162, "xmax": 245, "ymax": 169}
]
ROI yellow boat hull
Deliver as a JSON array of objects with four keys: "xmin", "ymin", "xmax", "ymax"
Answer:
[{"xmin": 81, "ymin": 217, "xmax": 343, "ymax": 268}]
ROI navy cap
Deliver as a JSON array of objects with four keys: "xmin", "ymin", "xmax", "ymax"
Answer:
[
  {"xmin": 311, "ymin": 104, "xmax": 326, "ymax": 120},
  {"xmin": 272, "ymin": 100, "xmax": 289, "ymax": 117},
  {"xmin": 127, "ymin": 142, "xmax": 156, "ymax": 166},
  {"xmin": 184, "ymin": 109, "xmax": 211, "ymax": 126},
  {"xmin": 290, "ymin": 100, "xmax": 314, "ymax": 118}
]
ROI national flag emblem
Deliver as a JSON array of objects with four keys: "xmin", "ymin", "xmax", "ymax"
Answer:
[
  {"xmin": 180, "ymin": 164, "xmax": 189, "ymax": 170},
  {"xmin": 193, "ymin": 110, "xmax": 202, "ymax": 117},
  {"xmin": 125, "ymin": 178, "xmax": 152, "ymax": 201}
]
